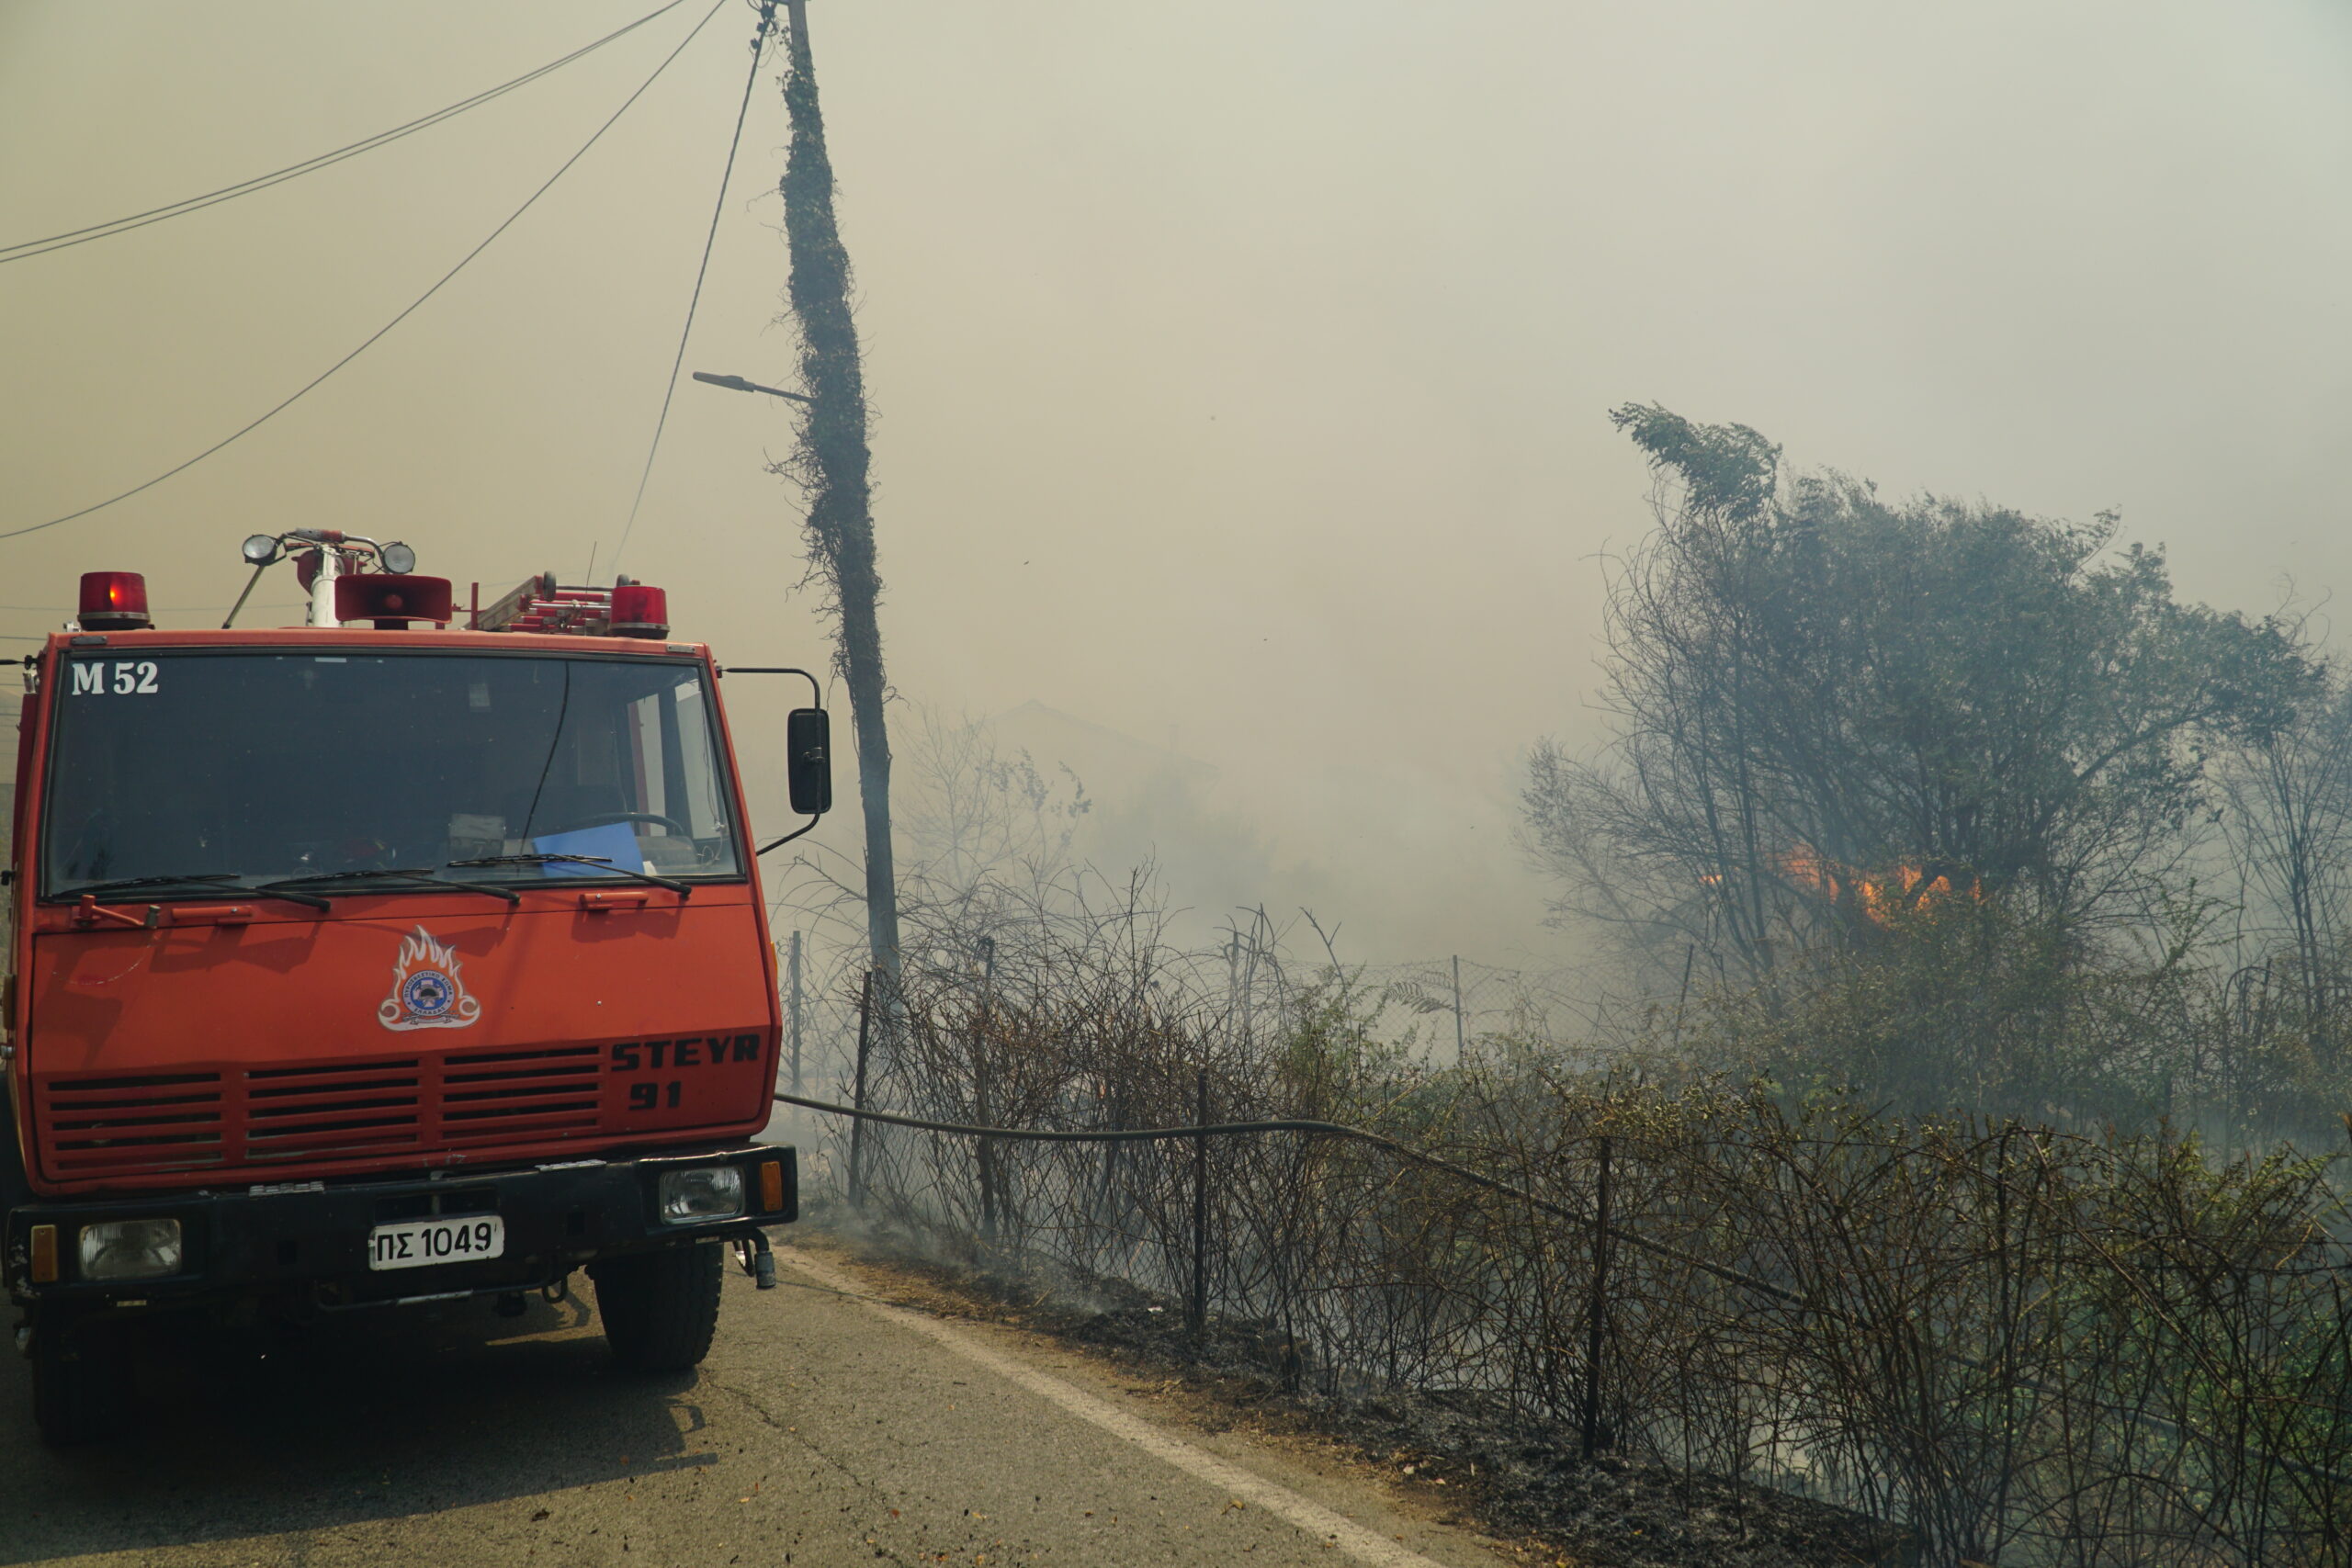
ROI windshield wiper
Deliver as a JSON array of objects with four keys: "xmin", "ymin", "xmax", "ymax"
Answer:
[
  {"xmin": 42, "ymin": 874, "xmax": 333, "ymax": 912},
  {"xmin": 257, "ymin": 866, "xmax": 522, "ymax": 906},
  {"xmin": 448, "ymin": 852, "xmax": 689, "ymax": 896}
]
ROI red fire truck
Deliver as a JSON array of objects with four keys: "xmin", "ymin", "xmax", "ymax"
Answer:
[{"xmin": 1, "ymin": 531, "xmax": 831, "ymax": 1444}]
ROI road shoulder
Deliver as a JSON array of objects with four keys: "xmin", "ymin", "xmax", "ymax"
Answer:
[{"xmin": 779, "ymin": 1224, "xmax": 1549, "ymax": 1568}]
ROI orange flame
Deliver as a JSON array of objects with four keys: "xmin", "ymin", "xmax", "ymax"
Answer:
[{"xmin": 1775, "ymin": 846, "xmax": 1980, "ymax": 924}]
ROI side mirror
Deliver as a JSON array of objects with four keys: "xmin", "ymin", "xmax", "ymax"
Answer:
[{"xmin": 786, "ymin": 708, "xmax": 832, "ymax": 816}]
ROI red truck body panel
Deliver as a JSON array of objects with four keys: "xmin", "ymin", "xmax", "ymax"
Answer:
[{"xmin": 6, "ymin": 626, "xmax": 783, "ymax": 1200}]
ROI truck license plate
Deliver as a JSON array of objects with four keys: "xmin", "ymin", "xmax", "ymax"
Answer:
[{"xmin": 367, "ymin": 1215, "xmax": 504, "ymax": 1271}]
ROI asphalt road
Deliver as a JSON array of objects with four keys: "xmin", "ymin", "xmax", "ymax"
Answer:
[{"xmin": 1, "ymin": 1234, "xmax": 1513, "ymax": 1568}]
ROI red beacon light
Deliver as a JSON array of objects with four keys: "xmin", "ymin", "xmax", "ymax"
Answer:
[
  {"xmin": 334, "ymin": 573, "xmax": 454, "ymax": 629},
  {"xmin": 78, "ymin": 570, "xmax": 151, "ymax": 631},
  {"xmin": 609, "ymin": 581, "xmax": 670, "ymax": 639}
]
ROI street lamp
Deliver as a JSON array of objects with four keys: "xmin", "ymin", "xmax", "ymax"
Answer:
[{"xmin": 691, "ymin": 370, "xmax": 813, "ymax": 405}]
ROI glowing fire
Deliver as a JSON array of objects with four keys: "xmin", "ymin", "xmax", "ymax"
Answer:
[{"xmin": 1776, "ymin": 846, "xmax": 1980, "ymax": 924}]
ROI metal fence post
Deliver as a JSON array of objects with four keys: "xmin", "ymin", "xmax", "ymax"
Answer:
[
  {"xmin": 847, "ymin": 969, "xmax": 874, "ymax": 1209},
  {"xmin": 1581, "ymin": 1134, "xmax": 1611, "ymax": 1460},
  {"xmin": 1188, "ymin": 1067, "xmax": 1210, "ymax": 1347},
  {"xmin": 975, "ymin": 936, "xmax": 998, "ymax": 1240},
  {"xmin": 1452, "ymin": 953, "xmax": 1466, "ymax": 1065},
  {"xmin": 786, "ymin": 930, "xmax": 804, "ymax": 1097}
]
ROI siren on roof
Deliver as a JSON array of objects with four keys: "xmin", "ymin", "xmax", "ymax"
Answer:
[{"xmin": 334, "ymin": 574, "xmax": 454, "ymax": 629}]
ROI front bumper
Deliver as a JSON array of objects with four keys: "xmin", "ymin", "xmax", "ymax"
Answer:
[{"xmin": 4, "ymin": 1144, "xmax": 795, "ymax": 1311}]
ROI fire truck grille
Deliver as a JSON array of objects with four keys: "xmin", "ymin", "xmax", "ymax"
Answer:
[
  {"xmin": 244, "ymin": 1059, "xmax": 425, "ymax": 1159},
  {"xmin": 39, "ymin": 1072, "xmax": 226, "ymax": 1175},
  {"xmin": 38, "ymin": 1045, "xmax": 607, "ymax": 1178},
  {"xmin": 436, "ymin": 1045, "xmax": 604, "ymax": 1143}
]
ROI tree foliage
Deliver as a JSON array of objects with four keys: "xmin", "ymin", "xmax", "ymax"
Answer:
[{"xmin": 1528, "ymin": 405, "xmax": 2311, "ymax": 993}]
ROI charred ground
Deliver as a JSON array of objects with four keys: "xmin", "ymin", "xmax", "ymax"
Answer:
[{"xmin": 799, "ymin": 1215, "xmax": 1915, "ymax": 1568}]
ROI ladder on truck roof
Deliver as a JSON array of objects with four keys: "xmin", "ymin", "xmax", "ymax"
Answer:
[
  {"xmin": 469, "ymin": 573, "xmax": 672, "ymax": 640},
  {"xmin": 474, "ymin": 575, "xmax": 610, "ymax": 636}
]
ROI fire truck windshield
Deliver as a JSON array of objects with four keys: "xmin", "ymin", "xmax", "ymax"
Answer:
[{"xmin": 40, "ymin": 650, "xmax": 743, "ymax": 898}]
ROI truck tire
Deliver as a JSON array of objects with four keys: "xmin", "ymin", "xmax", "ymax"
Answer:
[
  {"xmin": 28, "ymin": 1311, "xmax": 128, "ymax": 1447},
  {"xmin": 590, "ymin": 1241, "xmax": 723, "ymax": 1373}
]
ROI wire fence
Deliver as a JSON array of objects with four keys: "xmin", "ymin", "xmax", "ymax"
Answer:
[{"xmin": 764, "ymin": 947, "xmax": 2352, "ymax": 1568}]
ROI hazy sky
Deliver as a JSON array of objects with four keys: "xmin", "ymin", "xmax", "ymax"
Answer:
[{"xmin": 4, "ymin": 1, "xmax": 2349, "ymax": 961}]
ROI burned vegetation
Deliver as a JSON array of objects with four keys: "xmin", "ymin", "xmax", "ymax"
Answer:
[
  {"xmin": 781, "ymin": 410, "xmax": 2352, "ymax": 1566},
  {"xmin": 819, "ymin": 976, "xmax": 2352, "ymax": 1567}
]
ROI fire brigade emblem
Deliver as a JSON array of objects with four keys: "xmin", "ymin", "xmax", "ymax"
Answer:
[{"xmin": 378, "ymin": 926, "xmax": 482, "ymax": 1031}]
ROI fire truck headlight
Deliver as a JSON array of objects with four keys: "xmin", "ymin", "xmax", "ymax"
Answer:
[
  {"xmin": 77, "ymin": 1218, "xmax": 183, "ymax": 1280},
  {"xmin": 657, "ymin": 1168, "xmax": 744, "ymax": 1224}
]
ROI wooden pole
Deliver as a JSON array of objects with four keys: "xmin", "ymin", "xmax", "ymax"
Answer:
[
  {"xmin": 1581, "ymin": 1135, "xmax": 1612, "ymax": 1460},
  {"xmin": 1188, "ymin": 1067, "xmax": 1210, "ymax": 1346},
  {"xmin": 780, "ymin": 0, "xmax": 899, "ymax": 986}
]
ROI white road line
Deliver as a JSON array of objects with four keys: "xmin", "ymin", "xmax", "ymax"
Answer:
[{"xmin": 776, "ymin": 1247, "xmax": 1464, "ymax": 1568}]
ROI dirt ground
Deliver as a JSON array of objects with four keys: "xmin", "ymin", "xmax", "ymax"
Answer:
[{"xmin": 793, "ymin": 1215, "xmax": 1917, "ymax": 1568}]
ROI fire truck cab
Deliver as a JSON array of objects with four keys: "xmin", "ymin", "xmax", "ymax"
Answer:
[{"xmin": 1, "ymin": 537, "xmax": 830, "ymax": 1444}]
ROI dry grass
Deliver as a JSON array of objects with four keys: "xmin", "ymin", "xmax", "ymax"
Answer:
[{"xmin": 824, "ymin": 948, "xmax": 2352, "ymax": 1568}]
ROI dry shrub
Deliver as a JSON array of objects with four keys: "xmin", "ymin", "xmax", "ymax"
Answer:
[{"xmin": 829, "ymin": 938, "xmax": 2352, "ymax": 1567}]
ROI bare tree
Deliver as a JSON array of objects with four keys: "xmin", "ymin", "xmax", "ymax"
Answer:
[{"xmin": 2216, "ymin": 651, "xmax": 2352, "ymax": 1062}]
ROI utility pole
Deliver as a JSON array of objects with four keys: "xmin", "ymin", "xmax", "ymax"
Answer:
[{"xmin": 777, "ymin": 0, "xmax": 900, "ymax": 986}]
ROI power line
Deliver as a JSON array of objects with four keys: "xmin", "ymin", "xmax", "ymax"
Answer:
[
  {"xmin": 0, "ymin": 603, "xmax": 301, "ymax": 613},
  {"xmin": 608, "ymin": 0, "xmax": 779, "ymax": 576},
  {"xmin": 0, "ymin": 0, "xmax": 729, "ymax": 546},
  {"xmin": 0, "ymin": 1, "xmax": 691, "ymax": 265}
]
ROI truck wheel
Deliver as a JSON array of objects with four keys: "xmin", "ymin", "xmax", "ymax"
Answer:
[
  {"xmin": 590, "ymin": 1241, "xmax": 724, "ymax": 1372},
  {"xmin": 28, "ymin": 1312, "xmax": 129, "ymax": 1447}
]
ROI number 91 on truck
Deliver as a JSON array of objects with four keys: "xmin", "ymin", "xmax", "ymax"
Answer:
[{"xmin": 0, "ymin": 535, "xmax": 832, "ymax": 1445}]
